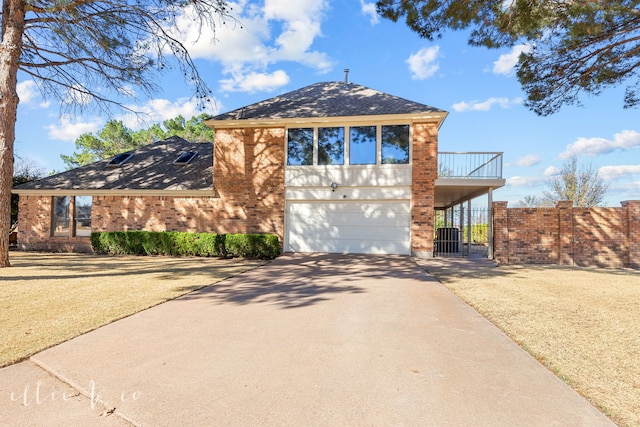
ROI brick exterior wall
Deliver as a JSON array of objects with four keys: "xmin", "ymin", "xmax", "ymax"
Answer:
[
  {"xmin": 17, "ymin": 195, "xmax": 93, "ymax": 252},
  {"xmin": 411, "ymin": 122, "xmax": 438, "ymax": 256},
  {"xmin": 18, "ymin": 123, "xmax": 439, "ymax": 256},
  {"xmin": 17, "ymin": 127, "xmax": 286, "ymax": 253},
  {"xmin": 493, "ymin": 200, "xmax": 640, "ymax": 268}
]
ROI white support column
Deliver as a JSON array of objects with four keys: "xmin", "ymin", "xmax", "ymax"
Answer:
[
  {"xmin": 488, "ymin": 188, "xmax": 494, "ymax": 259},
  {"xmin": 467, "ymin": 199, "xmax": 472, "ymax": 257},
  {"xmin": 459, "ymin": 203, "xmax": 464, "ymax": 256}
]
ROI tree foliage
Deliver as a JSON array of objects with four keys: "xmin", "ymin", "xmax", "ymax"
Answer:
[
  {"xmin": 376, "ymin": 0, "xmax": 640, "ymax": 115},
  {"xmin": 0, "ymin": 0, "xmax": 234, "ymax": 267},
  {"xmin": 61, "ymin": 114, "xmax": 215, "ymax": 169},
  {"xmin": 11, "ymin": 157, "xmax": 46, "ymax": 228},
  {"xmin": 543, "ymin": 157, "xmax": 609, "ymax": 207}
]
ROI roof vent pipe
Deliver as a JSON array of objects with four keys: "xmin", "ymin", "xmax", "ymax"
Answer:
[{"xmin": 344, "ymin": 68, "xmax": 349, "ymax": 84}]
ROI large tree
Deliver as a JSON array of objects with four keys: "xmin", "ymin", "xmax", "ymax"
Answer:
[
  {"xmin": 543, "ymin": 157, "xmax": 609, "ymax": 207},
  {"xmin": 61, "ymin": 114, "xmax": 215, "ymax": 169},
  {"xmin": 0, "ymin": 1, "xmax": 233, "ymax": 267},
  {"xmin": 376, "ymin": 0, "xmax": 640, "ymax": 115}
]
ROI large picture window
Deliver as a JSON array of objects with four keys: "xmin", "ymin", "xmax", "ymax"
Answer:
[
  {"xmin": 286, "ymin": 124, "xmax": 410, "ymax": 166},
  {"xmin": 287, "ymin": 128, "xmax": 314, "ymax": 165},
  {"xmin": 52, "ymin": 196, "xmax": 92, "ymax": 237},
  {"xmin": 52, "ymin": 196, "xmax": 70, "ymax": 237},
  {"xmin": 349, "ymin": 126, "xmax": 377, "ymax": 165},
  {"xmin": 381, "ymin": 125, "xmax": 410, "ymax": 164},
  {"xmin": 74, "ymin": 196, "xmax": 92, "ymax": 237}
]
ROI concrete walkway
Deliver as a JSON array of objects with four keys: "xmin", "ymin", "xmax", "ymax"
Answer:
[{"xmin": 0, "ymin": 254, "xmax": 614, "ymax": 426}]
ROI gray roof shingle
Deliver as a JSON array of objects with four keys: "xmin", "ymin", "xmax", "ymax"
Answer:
[
  {"xmin": 15, "ymin": 136, "xmax": 213, "ymax": 192},
  {"xmin": 210, "ymin": 81, "xmax": 445, "ymax": 121}
]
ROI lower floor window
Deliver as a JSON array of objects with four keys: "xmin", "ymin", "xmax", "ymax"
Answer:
[
  {"xmin": 51, "ymin": 196, "xmax": 92, "ymax": 237},
  {"xmin": 52, "ymin": 196, "xmax": 70, "ymax": 237},
  {"xmin": 75, "ymin": 196, "xmax": 92, "ymax": 237}
]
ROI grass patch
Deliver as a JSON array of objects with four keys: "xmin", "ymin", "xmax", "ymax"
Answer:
[
  {"xmin": 423, "ymin": 261, "xmax": 640, "ymax": 427},
  {"xmin": 0, "ymin": 252, "xmax": 265, "ymax": 368}
]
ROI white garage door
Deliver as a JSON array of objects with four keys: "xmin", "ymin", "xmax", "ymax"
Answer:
[{"xmin": 286, "ymin": 201, "xmax": 411, "ymax": 255}]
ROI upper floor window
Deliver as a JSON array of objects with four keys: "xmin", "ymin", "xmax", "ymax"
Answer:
[
  {"xmin": 287, "ymin": 124, "xmax": 410, "ymax": 166},
  {"xmin": 381, "ymin": 125, "xmax": 410, "ymax": 164},
  {"xmin": 318, "ymin": 127, "xmax": 344, "ymax": 165},
  {"xmin": 349, "ymin": 126, "xmax": 377, "ymax": 165},
  {"xmin": 287, "ymin": 128, "xmax": 313, "ymax": 165}
]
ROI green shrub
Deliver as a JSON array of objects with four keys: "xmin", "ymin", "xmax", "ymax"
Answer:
[{"xmin": 90, "ymin": 231, "xmax": 280, "ymax": 259}]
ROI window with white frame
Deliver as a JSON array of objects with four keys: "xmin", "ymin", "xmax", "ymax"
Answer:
[
  {"xmin": 381, "ymin": 125, "xmax": 410, "ymax": 164},
  {"xmin": 287, "ymin": 128, "xmax": 314, "ymax": 165},
  {"xmin": 318, "ymin": 127, "xmax": 344, "ymax": 165},
  {"xmin": 286, "ymin": 124, "xmax": 410, "ymax": 166}
]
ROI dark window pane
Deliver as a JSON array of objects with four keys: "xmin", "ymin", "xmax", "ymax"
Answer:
[
  {"xmin": 287, "ymin": 128, "xmax": 314, "ymax": 165},
  {"xmin": 108, "ymin": 152, "xmax": 133, "ymax": 166},
  {"xmin": 382, "ymin": 125, "xmax": 410, "ymax": 164},
  {"xmin": 174, "ymin": 151, "xmax": 197, "ymax": 165},
  {"xmin": 349, "ymin": 126, "xmax": 376, "ymax": 165},
  {"xmin": 52, "ymin": 196, "xmax": 70, "ymax": 237},
  {"xmin": 74, "ymin": 196, "xmax": 92, "ymax": 237},
  {"xmin": 318, "ymin": 127, "xmax": 344, "ymax": 165}
]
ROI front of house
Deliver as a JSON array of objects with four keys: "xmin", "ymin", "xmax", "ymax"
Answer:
[{"xmin": 15, "ymin": 81, "xmax": 502, "ymax": 257}]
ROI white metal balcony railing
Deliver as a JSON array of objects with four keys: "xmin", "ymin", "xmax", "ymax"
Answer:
[{"xmin": 437, "ymin": 152, "xmax": 503, "ymax": 179}]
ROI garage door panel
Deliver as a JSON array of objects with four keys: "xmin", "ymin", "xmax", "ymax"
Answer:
[
  {"xmin": 286, "ymin": 200, "xmax": 410, "ymax": 255},
  {"xmin": 288, "ymin": 213, "xmax": 405, "ymax": 228}
]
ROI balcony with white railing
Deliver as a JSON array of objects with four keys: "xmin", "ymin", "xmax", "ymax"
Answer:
[
  {"xmin": 437, "ymin": 152, "xmax": 503, "ymax": 179},
  {"xmin": 435, "ymin": 152, "xmax": 505, "ymax": 208}
]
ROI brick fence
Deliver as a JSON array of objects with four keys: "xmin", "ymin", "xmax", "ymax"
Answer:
[{"xmin": 493, "ymin": 200, "xmax": 640, "ymax": 269}]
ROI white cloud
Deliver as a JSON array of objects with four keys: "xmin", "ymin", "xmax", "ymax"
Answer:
[
  {"xmin": 220, "ymin": 69, "xmax": 290, "ymax": 93},
  {"xmin": 119, "ymin": 97, "xmax": 218, "ymax": 130},
  {"xmin": 46, "ymin": 115, "xmax": 103, "ymax": 142},
  {"xmin": 166, "ymin": 0, "xmax": 333, "ymax": 93},
  {"xmin": 509, "ymin": 154, "xmax": 541, "ymax": 167},
  {"xmin": 598, "ymin": 165, "xmax": 640, "ymax": 181},
  {"xmin": 17, "ymin": 80, "xmax": 38, "ymax": 104},
  {"xmin": 360, "ymin": 1, "xmax": 379, "ymax": 25},
  {"xmin": 559, "ymin": 130, "xmax": 640, "ymax": 159},
  {"xmin": 452, "ymin": 97, "xmax": 522, "ymax": 112},
  {"xmin": 544, "ymin": 166, "xmax": 560, "ymax": 176},
  {"xmin": 492, "ymin": 44, "xmax": 531, "ymax": 76},
  {"xmin": 506, "ymin": 175, "xmax": 546, "ymax": 187},
  {"xmin": 406, "ymin": 46, "xmax": 440, "ymax": 80}
]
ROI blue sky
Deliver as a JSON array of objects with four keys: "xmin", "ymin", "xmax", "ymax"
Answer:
[{"xmin": 14, "ymin": 0, "xmax": 640, "ymax": 206}]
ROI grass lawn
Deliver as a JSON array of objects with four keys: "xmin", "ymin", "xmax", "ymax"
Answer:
[
  {"xmin": 0, "ymin": 252, "xmax": 265, "ymax": 368},
  {"xmin": 421, "ymin": 259, "xmax": 640, "ymax": 427}
]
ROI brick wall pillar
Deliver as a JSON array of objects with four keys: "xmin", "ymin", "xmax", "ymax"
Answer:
[
  {"xmin": 492, "ymin": 201, "xmax": 509, "ymax": 264},
  {"xmin": 411, "ymin": 122, "xmax": 438, "ymax": 257},
  {"xmin": 622, "ymin": 200, "xmax": 640, "ymax": 269},
  {"xmin": 557, "ymin": 201, "xmax": 574, "ymax": 265}
]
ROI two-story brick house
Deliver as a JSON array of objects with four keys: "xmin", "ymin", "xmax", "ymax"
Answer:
[{"xmin": 14, "ymin": 80, "xmax": 503, "ymax": 256}]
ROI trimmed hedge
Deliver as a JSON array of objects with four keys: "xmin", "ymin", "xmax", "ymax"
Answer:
[{"xmin": 90, "ymin": 231, "xmax": 280, "ymax": 259}]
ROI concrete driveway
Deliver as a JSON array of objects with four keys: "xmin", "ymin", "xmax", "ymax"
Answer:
[{"xmin": 0, "ymin": 254, "xmax": 613, "ymax": 426}]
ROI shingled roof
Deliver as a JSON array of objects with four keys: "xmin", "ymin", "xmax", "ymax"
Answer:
[
  {"xmin": 14, "ymin": 136, "xmax": 213, "ymax": 193},
  {"xmin": 209, "ymin": 81, "xmax": 446, "ymax": 121}
]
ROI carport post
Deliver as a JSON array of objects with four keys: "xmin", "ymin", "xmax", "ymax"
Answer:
[
  {"xmin": 488, "ymin": 188, "xmax": 494, "ymax": 259},
  {"xmin": 467, "ymin": 199, "xmax": 472, "ymax": 257},
  {"xmin": 459, "ymin": 203, "xmax": 464, "ymax": 256}
]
